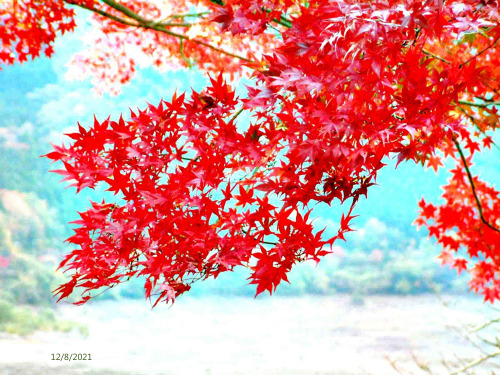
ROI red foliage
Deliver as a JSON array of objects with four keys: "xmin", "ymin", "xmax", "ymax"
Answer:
[
  {"xmin": 0, "ymin": 0, "xmax": 79, "ymax": 64},
  {"xmin": 3, "ymin": 0, "xmax": 500, "ymax": 304},
  {"xmin": 417, "ymin": 162, "xmax": 500, "ymax": 303}
]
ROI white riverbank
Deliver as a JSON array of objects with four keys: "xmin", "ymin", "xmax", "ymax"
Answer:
[{"xmin": 0, "ymin": 295, "xmax": 498, "ymax": 375}]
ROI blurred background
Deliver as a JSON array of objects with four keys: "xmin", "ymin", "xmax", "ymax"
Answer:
[{"xmin": 0, "ymin": 13, "xmax": 499, "ymax": 375}]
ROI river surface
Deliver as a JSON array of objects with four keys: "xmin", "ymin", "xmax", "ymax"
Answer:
[{"xmin": 0, "ymin": 295, "xmax": 499, "ymax": 375}]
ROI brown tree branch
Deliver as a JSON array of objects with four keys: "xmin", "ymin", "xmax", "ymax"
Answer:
[
  {"xmin": 452, "ymin": 137, "xmax": 500, "ymax": 233},
  {"xmin": 66, "ymin": 0, "xmax": 138, "ymax": 26},
  {"xmin": 64, "ymin": 0, "xmax": 257, "ymax": 64}
]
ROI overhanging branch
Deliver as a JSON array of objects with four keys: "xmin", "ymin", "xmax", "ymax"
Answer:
[{"xmin": 64, "ymin": 0, "xmax": 257, "ymax": 64}]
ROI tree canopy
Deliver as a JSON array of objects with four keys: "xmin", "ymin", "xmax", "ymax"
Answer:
[{"xmin": 2, "ymin": 0, "xmax": 499, "ymax": 305}]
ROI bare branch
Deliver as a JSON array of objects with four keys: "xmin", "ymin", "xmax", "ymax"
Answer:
[
  {"xmin": 470, "ymin": 317, "xmax": 500, "ymax": 333},
  {"xmin": 450, "ymin": 351, "xmax": 500, "ymax": 375}
]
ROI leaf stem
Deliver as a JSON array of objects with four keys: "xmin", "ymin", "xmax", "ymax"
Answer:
[
  {"xmin": 228, "ymin": 108, "xmax": 244, "ymax": 123},
  {"xmin": 241, "ymin": 228, "xmax": 278, "ymax": 246},
  {"xmin": 179, "ymin": 38, "xmax": 192, "ymax": 67}
]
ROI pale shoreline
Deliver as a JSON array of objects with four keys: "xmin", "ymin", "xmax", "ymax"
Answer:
[{"xmin": 0, "ymin": 295, "xmax": 498, "ymax": 375}]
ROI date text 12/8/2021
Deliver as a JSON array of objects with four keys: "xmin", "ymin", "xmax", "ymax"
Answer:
[{"xmin": 51, "ymin": 353, "xmax": 92, "ymax": 361}]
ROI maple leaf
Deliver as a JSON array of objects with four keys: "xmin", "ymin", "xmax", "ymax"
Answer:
[
  {"xmin": 426, "ymin": 154, "xmax": 443, "ymax": 172},
  {"xmin": 235, "ymin": 185, "xmax": 255, "ymax": 207},
  {"xmin": 453, "ymin": 259, "xmax": 468, "ymax": 275}
]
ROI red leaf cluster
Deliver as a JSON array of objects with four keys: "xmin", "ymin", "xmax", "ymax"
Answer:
[
  {"xmin": 4, "ymin": 0, "xmax": 500, "ymax": 304},
  {"xmin": 48, "ymin": 75, "xmax": 353, "ymax": 305},
  {"xmin": 417, "ymin": 158, "xmax": 500, "ymax": 303},
  {"xmin": 0, "ymin": 0, "xmax": 81, "ymax": 64}
]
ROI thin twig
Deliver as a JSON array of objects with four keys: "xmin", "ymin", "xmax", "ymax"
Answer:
[
  {"xmin": 179, "ymin": 38, "xmax": 192, "ymax": 67},
  {"xmin": 450, "ymin": 351, "xmax": 500, "ymax": 375},
  {"xmin": 460, "ymin": 34, "xmax": 500, "ymax": 68},
  {"xmin": 479, "ymin": 79, "xmax": 500, "ymax": 98},
  {"xmin": 470, "ymin": 317, "xmax": 500, "ymax": 333},
  {"xmin": 459, "ymin": 100, "xmax": 500, "ymax": 108},
  {"xmin": 228, "ymin": 108, "xmax": 244, "ymax": 123},
  {"xmin": 422, "ymin": 49, "xmax": 451, "ymax": 64},
  {"xmin": 263, "ymin": 8, "xmax": 292, "ymax": 28},
  {"xmin": 241, "ymin": 228, "xmax": 278, "ymax": 246},
  {"xmin": 169, "ymin": 12, "xmax": 211, "ymax": 20}
]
